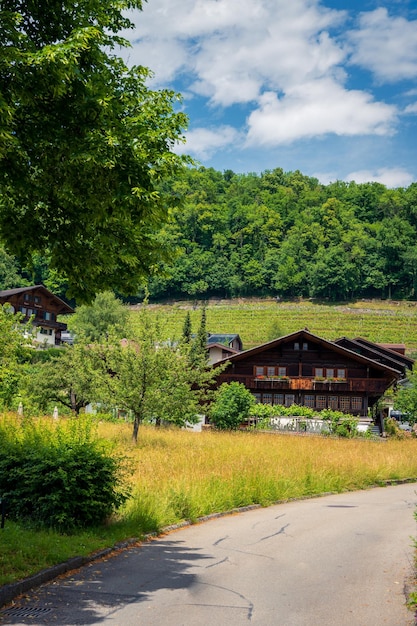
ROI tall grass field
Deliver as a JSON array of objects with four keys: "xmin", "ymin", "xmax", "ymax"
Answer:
[{"xmin": 2, "ymin": 419, "xmax": 417, "ymax": 586}]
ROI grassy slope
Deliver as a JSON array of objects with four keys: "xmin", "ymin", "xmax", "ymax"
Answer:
[{"xmin": 132, "ymin": 297, "xmax": 417, "ymax": 355}]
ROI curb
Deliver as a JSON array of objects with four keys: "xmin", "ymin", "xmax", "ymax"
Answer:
[{"xmin": 1, "ymin": 480, "xmax": 417, "ymax": 609}]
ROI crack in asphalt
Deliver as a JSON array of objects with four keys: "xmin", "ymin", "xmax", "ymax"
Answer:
[
  {"xmin": 257, "ymin": 523, "xmax": 290, "ymax": 541},
  {"xmin": 194, "ymin": 582, "xmax": 254, "ymax": 621},
  {"xmin": 205, "ymin": 557, "xmax": 229, "ymax": 569},
  {"xmin": 213, "ymin": 536, "xmax": 228, "ymax": 546}
]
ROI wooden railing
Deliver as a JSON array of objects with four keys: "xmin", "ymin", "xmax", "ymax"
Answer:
[{"xmin": 216, "ymin": 374, "xmax": 390, "ymax": 394}]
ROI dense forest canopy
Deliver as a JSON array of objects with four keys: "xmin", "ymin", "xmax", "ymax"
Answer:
[
  {"xmin": 3, "ymin": 166, "xmax": 417, "ymax": 303},
  {"xmin": 148, "ymin": 167, "xmax": 417, "ymax": 302}
]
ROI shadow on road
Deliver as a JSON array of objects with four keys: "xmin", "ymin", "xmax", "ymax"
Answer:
[{"xmin": 1, "ymin": 538, "xmax": 212, "ymax": 625}]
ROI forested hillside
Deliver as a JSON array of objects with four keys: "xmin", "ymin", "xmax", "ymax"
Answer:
[
  {"xmin": 149, "ymin": 167, "xmax": 417, "ymax": 302},
  {"xmin": 2, "ymin": 166, "xmax": 417, "ymax": 303}
]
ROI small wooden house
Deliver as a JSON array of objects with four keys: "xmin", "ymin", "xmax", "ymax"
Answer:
[
  {"xmin": 206, "ymin": 333, "xmax": 243, "ymax": 365},
  {"xmin": 213, "ymin": 329, "xmax": 411, "ymax": 425},
  {"xmin": 0, "ymin": 285, "xmax": 74, "ymax": 346}
]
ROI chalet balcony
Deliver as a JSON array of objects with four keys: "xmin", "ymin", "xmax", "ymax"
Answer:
[
  {"xmin": 254, "ymin": 377, "xmax": 291, "ymax": 390},
  {"xmin": 217, "ymin": 374, "xmax": 390, "ymax": 395},
  {"xmin": 312, "ymin": 379, "xmax": 350, "ymax": 391}
]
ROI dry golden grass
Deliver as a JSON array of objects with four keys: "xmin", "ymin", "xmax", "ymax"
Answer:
[{"xmin": 98, "ymin": 423, "xmax": 417, "ymax": 530}]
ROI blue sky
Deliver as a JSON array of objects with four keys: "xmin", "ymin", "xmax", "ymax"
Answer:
[{"xmin": 121, "ymin": 0, "xmax": 417, "ymax": 187}]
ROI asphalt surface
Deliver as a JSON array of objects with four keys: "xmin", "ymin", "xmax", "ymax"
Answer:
[{"xmin": 1, "ymin": 483, "xmax": 417, "ymax": 626}]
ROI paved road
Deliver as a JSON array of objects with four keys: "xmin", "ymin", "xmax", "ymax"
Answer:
[{"xmin": 1, "ymin": 484, "xmax": 417, "ymax": 626}]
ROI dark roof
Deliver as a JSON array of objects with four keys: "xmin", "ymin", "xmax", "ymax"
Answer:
[
  {"xmin": 335, "ymin": 336, "xmax": 413, "ymax": 374},
  {"xmin": 207, "ymin": 333, "xmax": 242, "ymax": 347},
  {"xmin": 0, "ymin": 285, "xmax": 74, "ymax": 315},
  {"xmin": 213, "ymin": 328, "xmax": 402, "ymax": 377},
  {"xmin": 355, "ymin": 337, "xmax": 414, "ymax": 369}
]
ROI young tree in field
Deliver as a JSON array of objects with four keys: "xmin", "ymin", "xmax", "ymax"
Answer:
[
  {"xmin": 23, "ymin": 344, "xmax": 103, "ymax": 415},
  {"xmin": 67, "ymin": 292, "xmax": 131, "ymax": 343},
  {"xmin": 0, "ymin": 1, "xmax": 189, "ymax": 303},
  {"xmin": 99, "ymin": 307, "xmax": 221, "ymax": 442},
  {"xmin": 209, "ymin": 382, "xmax": 255, "ymax": 430},
  {"xmin": 101, "ymin": 338, "xmax": 199, "ymax": 441}
]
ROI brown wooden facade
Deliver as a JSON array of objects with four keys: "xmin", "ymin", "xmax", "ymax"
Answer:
[
  {"xmin": 0, "ymin": 285, "xmax": 74, "ymax": 346},
  {"xmin": 214, "ymin": 329, "xmax": 406, "ymax": 418}
]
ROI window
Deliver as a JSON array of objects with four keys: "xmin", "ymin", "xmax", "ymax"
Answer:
[
  {"xmin": 253, "ymin": 393, "xmax": 261, "ymax": 403},
  {"xmin": 263, "ymin": 393, "xmax": 273, "ymax": 405},
  {"xmin": 24, "ymin": 293, "xmax": 32, "ymax": 302},
  {"xmin": 316, "ymin": 395, "xmax": 327, "ymax": 409},
  {"xmin": 284, "ymin": 394, "xmax": 295, "ymax": 407},
  {"xmin": 351, "ymin": 397, "xmax": 362, "ymax": 411},
  {"xmin": 304, "ymin": 395, "xmax": 315, "ymax": 407},
  {"xmin": 34, "ymin": 296, "xmax": 41, "ymax": 304},
  {"xmin": 267, "ymin": 366, "xmax": 275, "ymax": 377},
  {"xmin": 294, "ymin": 342, "xmax": 300, "ymax": 350},
  {"xmin": 339, "ymin": 397, "xmax": 350, "ymax": 411},
  {"xmin": 328, "ymin": 396, "xmax": 338, "ymax": 409},
  {"xmin": 278, "ymin": 366, "xmax": 287, "ymax": 377},
  {"xmin": 302, "ymin": 342, "xmax": 308, "ymax": 351},
  {"xmin": 40, "ymin": 328, "xmax": 53, "ymax": 336},
  {"xmin": 315, "ymin": 367, "xmax": 345, "ymax": 379},
  {"xmin": 273, "ymin": 394, "xmax": 284, "ymax": 405},
  {"xmin": 255, "ymin": 366, "xmax": 265, "ymax": 377}
]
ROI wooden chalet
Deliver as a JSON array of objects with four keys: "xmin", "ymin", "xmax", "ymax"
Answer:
[
  {"xmin": 0, "ymin": 285, "xmax": 74, "ymax": 346},
  {"xmin": 214, "ymin": 329, "xmax": 411, "ymax": 427}
]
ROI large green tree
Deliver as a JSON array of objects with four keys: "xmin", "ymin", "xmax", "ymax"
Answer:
[{"xmin": 0, "ymin": 1, "xmax": 188, "ymax": 302}]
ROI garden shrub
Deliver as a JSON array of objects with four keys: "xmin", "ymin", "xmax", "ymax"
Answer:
[
  {"xmin": 0, "ymin": 415, "xmax": 129, "ymax": 531},
  {"xmin": 210, "ymin": 382, "xmax": 255, "ymax": 430}
]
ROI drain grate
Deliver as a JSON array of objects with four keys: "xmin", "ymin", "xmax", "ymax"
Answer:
[{"xmin": 1, "ymin": 606, "xmax": 53, "ymax": 618}]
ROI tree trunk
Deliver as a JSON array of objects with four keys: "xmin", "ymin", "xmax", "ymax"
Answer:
[
  {"xmin": 70, "ymin": 389, "xmax": 79, "ymax": 415},
  {"xmin": 132, "ymin": 414, "xmax": 141, "ymax": 443}
]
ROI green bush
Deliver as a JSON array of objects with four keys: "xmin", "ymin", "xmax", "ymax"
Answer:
[
  {"xmin": 210, "ymin": 382, "xmax": 255, "ymax": 430},
  {"xmin": 0, "ymin": 415, "xmax": 129, "ymax": 531},
  {"xmin": 320, "ymin": 409, "xmax": 359, "ymax": 438}
]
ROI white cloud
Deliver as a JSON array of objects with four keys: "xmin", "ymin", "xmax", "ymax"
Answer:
[
  {"xmin": 404, "ymin": 102, "xmax": 417, "ymax": 114},
  {"xmin": 123, "ymin": 0, "xmax": 346, "ymax": 104},
  {"xmin": 345, "ymin": 168, "xmax": 415, "ymax": 188},
  {"xmin": 119, "ymin": 1, "xmax": 412, "ymax": 156},
  {"xmin": 246, "ymin": 80, "xmax": 397, "ymax": 145},
  {"xmin": 175, "ymin": 125, "xmax": 241, "ymax": 160},
  {"xmin": 347, "ymin": 8, "xmax": 417, "ymax": 82}
]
